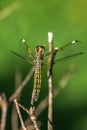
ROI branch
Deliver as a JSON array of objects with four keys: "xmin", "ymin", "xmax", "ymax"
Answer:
[
  {"xmin": 14, "ymin": 99, "xmax": 26, "ymax": 130},
  {"xmin": 9, "ymin": 67, "xmax": 35, "ymax": 102},
  {"xmin": 47, "ymin": 32, "xmax": 55, "ymax": 130},
  {"xmin": 18, "ymin": 102, "xmax": 40, "ymax": 130},
  {"xmin": 0, "ymin": 1, "xmax": 21, "ymax": 21},
  {"xmin": 11, "ymin": 71, "xmax": 22, "ymax": 130},
  {"xmin": 0, "ymin": 93, "xmax": 8, "ymax": 130},
  {"xmin": 29, "ymin": 107, "xmax": 40, "ymax": 130},
  {"xmin": 24, "ymin": 65, "xmax": 75, "ymax": 128}
]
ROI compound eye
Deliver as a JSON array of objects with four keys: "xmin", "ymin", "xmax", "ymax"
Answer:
[
  {"xmin": 36, "ymin": 48, "xmax": 39, "ymax": 52},
  {"xmin": 35, "ymin": 46, "xmax": 39, "ymax": 52}
]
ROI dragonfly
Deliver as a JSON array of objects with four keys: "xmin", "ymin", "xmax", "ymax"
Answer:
[{"xmin": 11, "ymin": 39, "xmax": 83, "ymax": 101}]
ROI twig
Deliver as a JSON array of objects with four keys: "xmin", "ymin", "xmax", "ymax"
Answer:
[
  {"xmin": 9, "ymin": 67, "xmax": 35, "ymax": 102},
  {"xmin": 11, "ymin": 71, "xmax": 22, "ymax": 130},
  {"xmin": 29, "ymin": 107, "xmax": 40, "ymax": 130},
  {"xmin": 0, "ymin": 93, "xmax": 8, "ymax": 130},
  {"xmin": 11, "ymin": 103, "xmax": 19, "ymax": 130},
  {"xmin": 47, "ymin": 32, "xmax": 54, "ymax": 130},
  {"xmin": 18, "ymin": 102, "xmax": 29, "ymax": 113},
  {"xmin": 14, "ymin": 99, "xmax": 26, "ymax": 130},
  {"xmin": 30, "ymin": 92, "xmax": 36, "ymax": 107},
  {"xmin": 24, "ymin": 65, "xmax": 75, "ymax": 127},
  {"xmin": 0, "ymin": 1, "xmax": 21, "ymax": 21},
  {"xmin": 20, "ymin": 123, "xmax": 41, "ymax": 130},
  {"xmin": 18, "ymin": 102, "xmax": 40, "ymax": 130},
  {"xmin": 11, "ymin": 68, "xmax": 39, "ymax": 130},
  {"xmin": 57, "ymin": 65, "xmax": 75, "ymax": 90}
]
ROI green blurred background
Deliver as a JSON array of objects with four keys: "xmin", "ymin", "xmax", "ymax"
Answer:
[{"xmin": 0, "ymin": 0, "xmax": 87, "ymax": 130}]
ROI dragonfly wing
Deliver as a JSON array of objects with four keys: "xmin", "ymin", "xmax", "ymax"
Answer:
[
  {"xmin": 11, "ymin": 51, "xmax": 33, "ymax": 65},
  {"xmin": 21, "ymin": 39, "xmax": 35, "ymax": 59},
  {"xmin": 58, "ymin": 40, "xmax": 81, "ymax": 51},
  {"xmin": 54, "ymin": 52, "xmax": 84, "ymax": 63}
]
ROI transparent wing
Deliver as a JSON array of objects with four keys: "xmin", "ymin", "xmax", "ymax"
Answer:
[
  {"xmin": 54, "ymin": 52, "xmax": 83, "ymax": 63},
  {"xmin": 57, "ymin": 40, "xmax": 81, "ymax": 51},
  {"xmin": 44, "ymin": 40, "xmax": 83, "ymax": 66},
  {"xmin": 11, "ymin": 51, "xmax": 33, "ymax": 65},
  {"xmin": 21, "ymin": 39, "xmax": 35, "ymax": 59},
  {"xmin": 44, "ymin": 40, "xmax": 81, "ymax": 58}
]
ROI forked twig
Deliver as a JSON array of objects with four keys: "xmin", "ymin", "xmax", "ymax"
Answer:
[
  {"xmin": 29, "ymin": 106, "xmax": 40, "ymax": 130},
  {"xmin": 14, "ymin": 99, "xmax": 26, "ymax": 130},
  {"xmin": 24, "ymin": 65, "xmax": 75, "ymax": 128},
  {"xmin": 10, "ymin": 67, "xmax": 39, "ymax": 130},
  {"xmin": 17, "ymin": 101, "xmax": 40, "ymax": 130}
]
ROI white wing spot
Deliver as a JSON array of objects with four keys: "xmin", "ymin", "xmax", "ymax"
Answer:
[
  {"xmin": 21, "ymin": 38, "xmax": 26, "ymax": 43},
  {"xmin": 72, "ymin": 40, "xmax": 77, "ymax": 44}
]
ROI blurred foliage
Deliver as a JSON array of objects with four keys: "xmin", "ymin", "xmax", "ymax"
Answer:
[{"xmin": 0, "ymin": 0, "xmax": 87, "ymax": 130}]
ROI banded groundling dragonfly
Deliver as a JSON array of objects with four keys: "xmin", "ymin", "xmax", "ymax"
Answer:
[{"xmin": 11, "ymin": 38, "xmax": 83, "ymax": 101}]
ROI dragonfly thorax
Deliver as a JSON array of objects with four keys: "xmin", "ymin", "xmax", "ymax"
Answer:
[{"xmin": 33, "ymin": 46, "xmax": 45, "ymax": 68}]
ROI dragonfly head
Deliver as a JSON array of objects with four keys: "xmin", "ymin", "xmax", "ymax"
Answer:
[{"xmin": 35, "ymin": 46, "xmax": 45, "ymax": 54}]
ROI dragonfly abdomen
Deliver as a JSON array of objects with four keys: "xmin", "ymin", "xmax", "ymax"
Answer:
[{"xmin": 33, "ymin": 66, "xmax": 41, "ymax": 101}]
